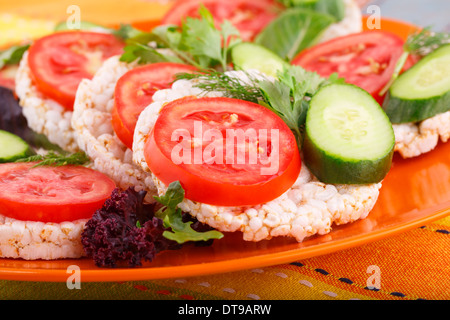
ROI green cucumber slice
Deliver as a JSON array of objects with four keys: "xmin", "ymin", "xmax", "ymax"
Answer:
[
  {"xmin": 383, "ymin": 44, "xmax": 450, "ymax": 124},
  {"xmin": 231, "ymin": 42, "xmax": 289, "ymax": 78},
  {"xmin": 0, "ymin": 130, "xmax": 34, "ymax": 163},
  {"xmin": 303, "ymin": 84, "xmax": 394, "ymax": 184},
  {"xmin": 54, "ymin": 21, "xmax": 112, "ymax": 33}
]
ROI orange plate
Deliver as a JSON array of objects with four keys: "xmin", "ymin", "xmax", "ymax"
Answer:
[{"xmin": 1, "ymin": 17, "xmax": 448, "ymax": 282}]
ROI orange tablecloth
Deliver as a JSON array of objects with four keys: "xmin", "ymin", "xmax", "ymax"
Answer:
[{"xmin": 0, "ymin": 0, "xmax": 449, "ymax": 301}]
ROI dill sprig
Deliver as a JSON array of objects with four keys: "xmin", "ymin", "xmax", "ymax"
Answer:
[
  {"xmin": 380, "ymin": 27, "xmax": 450, "ymax": 96},
  {"xmin": 15, "ymin": 151, "xmax": 90, "ymax": 168},
  {"xmin": 176, "ymin": 70, "xmax": 264, "ymax": 103},
  {"xmin": 405, "ymin": 27, "xmax": 450, "ymax": 56}
]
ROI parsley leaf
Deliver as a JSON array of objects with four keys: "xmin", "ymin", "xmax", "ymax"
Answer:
[
  {"xmin": 118, "ymin": 6, "xmax": 241, "ymax": 70},
  {"xmin": 120, "ymin": 42, "xmax": 184, "ymax": 64},
  {"xmin": 259, "ymin": 65, "xmax": 338, "ymax": 146},
  {"xmin": 152, "ymin": 24, "xmax": 183, "ymax": 47},
  {"xmin": 179, "ymin": 6, "xmax": 241, "ymax": 70},
  {"xmin": 112, "ymin": 24, "xmax": 143, "ymax": 41},
  {"xmin": 154, "ymin": 181, "xmax": 224, "ymax": 244},
  {"xmin": 180, "ymin": 16, "xmax": 223, "ymax": 68}
]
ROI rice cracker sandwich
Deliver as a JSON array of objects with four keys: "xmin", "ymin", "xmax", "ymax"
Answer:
[
  {"xmin": 71, "ymin": 56, "xmax": 197, "ymax": 201},
  {"xmin": 383, "ymin": 43, "xmax": 450, "ymax": 158},
  {"xmin": 132, "ymin": 67, "xmax": 394, "ymax": 243},
  {"xmin": 0, "ymin": 158, "xmax": 116, "ymax": 260},
  {"xmin": 0, "ymin": 78, "xmax": 118, "ymax": 260}
]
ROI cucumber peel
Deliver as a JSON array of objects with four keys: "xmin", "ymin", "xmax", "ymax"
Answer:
[
  {"xmin": 54, "ymin": 21, "xmax": 112, "ymax": 33},
  {"xmin": 303, "ymin": 84, "xmax": 394, "ymax": 184},
  {"xmin": 231, "ymin": 42, "xmax": 289, "ymax": 78},
  {"xmin": 0, "ymin": 130, "xmax": 34, "ymax": 163},
  {"xmin": 383, "ymin": 44, "xmax": 450, "ymax": 124}
]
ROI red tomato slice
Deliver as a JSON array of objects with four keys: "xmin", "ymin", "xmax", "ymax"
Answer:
[
  {"xmin": 28, "ymin": 31, "xmax": 124, "ymax": 110},
  {"xmin": 144, "ymin": 96, "xmax": 301, "ymax": 206},
  {"xmin": 0, "ymin": 163, "xmax": 116, "ymax": 223},
  {"xmin": 162, "ymin": 0, "xmax": 282, "ymax": 41},
  {"xmin": 112, "ymin": 62, "xmax": 197, "ymax": 149},
  {"xmin": 292, "ymin": 31, "xmax": 411, "ymax": 104}
]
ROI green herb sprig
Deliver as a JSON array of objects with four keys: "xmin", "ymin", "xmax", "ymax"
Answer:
[
  {"xmin": 15, "ymin": 151, "xmax": 90, "ymax": 168},
  {"xmin": 177, "ymin": 66, "xmax": 344, "ymax": 147},
  {"xmin": 119, "ymin": 6, "xmax": 241, "ymax": 70},
  {"xmin": 177, "ymin": 70, "xmax": 263, "ymax": 103}
]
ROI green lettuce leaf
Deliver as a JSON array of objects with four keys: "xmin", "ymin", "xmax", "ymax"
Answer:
[
  {"xmin": 277, "ymin": 0, "xmax": 346, "ymax": 21},
  {"xmin": 154, "ymin": 181, "xmax": 224, "ymax": 244},
  {"xmin": 0, "ymin": 45, "xmax": 29, "ymax": 69},
  {"xmin": 254, "ymin": 8, "xmax": 335, "ymax": 61}
]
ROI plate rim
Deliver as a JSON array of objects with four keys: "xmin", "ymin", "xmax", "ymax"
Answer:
[{"xmin": 0, "ymin": 203, "xmax": 448, "ymax": 282}]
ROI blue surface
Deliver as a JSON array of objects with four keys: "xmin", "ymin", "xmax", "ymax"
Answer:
[{"xmin": 363, "ymin": 0, "xmax": 450, "ymax": 32}]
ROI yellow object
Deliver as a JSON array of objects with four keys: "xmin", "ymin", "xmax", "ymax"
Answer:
[
  {"xmin": 0, "ymin": 13, "xmax": 55, "ymax": 47},
  {"xmin": 0, "ymin": 0, "xmax": 172, "ymax": 27},
  {"xmin": 0, "ymin": 0, "xmax": 174, "ymax": 47}
]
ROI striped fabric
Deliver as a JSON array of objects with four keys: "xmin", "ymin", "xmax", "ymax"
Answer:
[{"xmin": 1, "ymin": 216, "xmax": 448, "ymax": 300}]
